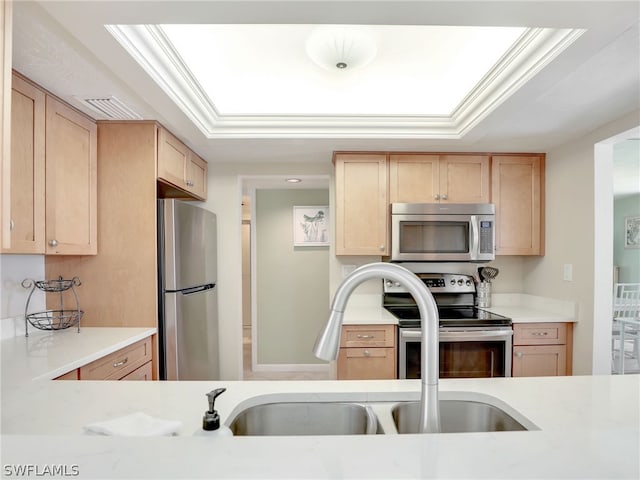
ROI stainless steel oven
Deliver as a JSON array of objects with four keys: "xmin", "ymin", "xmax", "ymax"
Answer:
[
  {"xmin": 399, "ymin": 326, "xmax": 513, "ymax": 379},
  {"xmin": 384, "ymin": 272, "xmax": 512, "ymax": 379}
]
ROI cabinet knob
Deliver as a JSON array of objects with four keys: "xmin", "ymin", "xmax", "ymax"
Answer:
[
  {"xmin": 48, "ymin": 239, "xmax": 58, "ymax": 247},
  {"xmin": 441, "ymin": 194, "xmax": 448, "ymax": 200},
  {"xmin": 363, "ymin": 350, "xmax": 371, "ymax": 357},
  {"xmin": 434, "ymin": 194, "xmax": 440, "ymax": 200},
  {"xmin": 9, "ymin": 219, "xmax": 14, "ymax": 231},
  {"xmin": 515, "ymin": 351, "xmax": 523, "ymax": 358},
  {"xmin": 186, "ymin": 180, "xmax": 194, "ymax": 187},
  {"xmin": 379, "ymin": 245, "xmax": 385, "ymax": 251}
]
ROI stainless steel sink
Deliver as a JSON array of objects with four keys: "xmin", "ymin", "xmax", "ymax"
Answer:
[
  {"xmin": 392, "ymin": 400, "xmax": 528, "ymax": 434},
  {"xmin": 228, "ymin": 402, "xmax": 379, "ymax": 436}
]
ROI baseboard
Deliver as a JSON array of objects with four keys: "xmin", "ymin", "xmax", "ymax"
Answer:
[{"xmin": 251, "ymin": 363, "xmax": 330, "ymax": 373}]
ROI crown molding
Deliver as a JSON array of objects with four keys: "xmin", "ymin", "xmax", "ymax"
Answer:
[{"xmin": 107, "ymin": 24, "xmax": 584, "ymax": 139}]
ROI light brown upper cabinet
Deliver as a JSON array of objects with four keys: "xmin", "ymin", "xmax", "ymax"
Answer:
[
  {"xmin": 157, "ymin": 127, "xmax": 207, "ymax": 200},
  {"xmin": 389, "ymin": 154, "xmax": 490, "ymax": 204},
  {"xmin": 45, "ymin": 96, "xmax": 98, "ymax": 255},
  {"xmin": 3, "ymin": 74, "xmax": 45, "ymax": 253},
  {"xmin": 334, "ymin": 153, "xmax": 389, "ymax": 255},
  {"xmin": 3, "ymin": 72, "xmax": 97, "ymax": 255},
  {"xmin": 491, "ymin": 154, "xmax": 545, "ymax": 255}
]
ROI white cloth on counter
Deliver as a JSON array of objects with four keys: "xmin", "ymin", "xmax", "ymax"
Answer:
[{"xmin": 84, "ymin": 412, "xmax": 183, "ymax": 436}]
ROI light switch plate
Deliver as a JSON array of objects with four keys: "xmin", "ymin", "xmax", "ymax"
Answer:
[
  {"xmin": 563, "ymin": 264, "xmax": 573, "ymax": 282},
  {"xmin": 341, "ymin": 265, "xmax": 356, "ymax": 278}
]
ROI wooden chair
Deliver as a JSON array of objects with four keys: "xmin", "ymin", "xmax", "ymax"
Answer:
[{"xmin": 612, "ymin": 283, "xmax": 640, "ymax": 374}]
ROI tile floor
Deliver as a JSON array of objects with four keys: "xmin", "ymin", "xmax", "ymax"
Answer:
[{"xmin": 242, "ymin": 339, "xmax": 330, "ymax": 381}]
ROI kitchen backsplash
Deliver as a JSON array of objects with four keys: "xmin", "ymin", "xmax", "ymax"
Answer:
[{"xmin": 1, "ymin": 255, "xmax": 46, "ymax": 340}]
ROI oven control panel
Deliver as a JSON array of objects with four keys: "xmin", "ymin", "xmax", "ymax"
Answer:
[{"xmin": 383, "ymin": 273, "xmax": 476, "ymax": 294}]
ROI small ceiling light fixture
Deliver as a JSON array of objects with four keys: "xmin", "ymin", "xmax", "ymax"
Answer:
[
  {"xmin": 285, "ymin": 177, "xmax": 302, "ymax": 183},
  {"xmin": 305, "ymin": 25, "xmax": 377, "ymax": 71}
]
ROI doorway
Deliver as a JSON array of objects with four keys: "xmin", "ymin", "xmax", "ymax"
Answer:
[
  {"xmin": 593, "ymin": 126, "xmax": 640, "ymax": 374},
  {"xmin": 241, "ymin": 176, "xmax": 332, "ymax": 380}
]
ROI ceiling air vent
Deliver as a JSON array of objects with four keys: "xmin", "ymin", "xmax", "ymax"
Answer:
[{"xmin": 76, "ymin": 95, "xmax": 142, "ymax": 120}]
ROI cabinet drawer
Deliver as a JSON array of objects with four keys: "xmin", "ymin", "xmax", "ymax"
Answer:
[
  {"xmin": 80, "ymin": 337, "xmax": 152, "ymax": 380},
  {"xmin": 337, "ymin": 347, "xmax": 396, "ymax": 380},
  {"xmin": 120, "ymin": 361, "xmax": 153, "ymax": 381},
  {"xmin": 340, "ymin": 324, "xmax": 395, "ymax": 348},
  {"xmin": 54, "ymin": 369, "xmax": 79, "ymax": 380},
  {"xmin": 513, "ymin": 323, "xmax": 567, "ymax": 345}
]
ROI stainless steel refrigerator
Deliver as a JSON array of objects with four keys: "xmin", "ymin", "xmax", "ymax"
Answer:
[{"xmin": 157, "ymin": 199, "xmax": 219, "ymax": 380}]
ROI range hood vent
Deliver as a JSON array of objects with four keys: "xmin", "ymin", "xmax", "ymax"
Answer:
[{"xmin": 76, "ymin": 95, "xmax": 142, "ymax": 120}]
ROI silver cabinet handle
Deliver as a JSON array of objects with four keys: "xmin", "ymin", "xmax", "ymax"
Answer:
[
  {"xmin": 113, "ymin": 357, "xmax": 128, "ymax": 368},
  {"xmin": 9, "ymin": 219, "xmax": 14, "ymax": 231},
  {"xmin": 357, "ymin": 334, "xmax": 374, "ymax": 339},
  {"xmin": 531, "ymin": 332, "xmax": 548, "ymax": 336},
  {"xmin": 48, "ymin": 239, "xmax": 58, "ymax": 247},
  {"xmin": 441, "ymin": 194, "xmax": 448, "ymax": 200},
  {"xmin": 434, "ymin": 194, "xmax": 440, "ymax": 200},
  {"xmin": 363, "ymin": 350, "xmax": 371, "ymax": 357},
  {"xmin": 515, "ymin": 351, "xmax": 523, "ymax": 358},
  {"xmin": 186, "ymin": 180, "xmax": 194, "ymax": 187},
  {"xmin": 379, "ymin": 245, "xmax": 385, "ymax": 251}
]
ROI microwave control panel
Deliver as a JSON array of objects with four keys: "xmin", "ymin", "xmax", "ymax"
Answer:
[{"xmin": 479, "ymin": 221, "xmax": 494, "ymax": 254}]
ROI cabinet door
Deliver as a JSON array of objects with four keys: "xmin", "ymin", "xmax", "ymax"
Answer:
[
  {"xmin": 491, "ymin": 155, "xmax": 544, "ymax": 255},
  {"xmin": 389, "ymin": 154, "xmax": 439, "ymax": 203},
  {"xmin": 513, "ymin": 345, "xmax": 567, "ymax": 377},
  {"xmin": 157, "ymin": 127, "xmax": 188, "ymax": 189},
  {"xmin": 334, "ymin": 153, "xmax": 389, "ymax": 255},
  {"xmin": 337, "ymin": 347, "xmax": 396, "ymax": 380},
  {"xmin": 3, "ymin": 74, "xmax": 45, "ymax": 253},
  {"xmin": 45, "ymin": 96, "xmax": 97, "ymax": 255},
  {"xmin": 439, "ymin": 155, "xmax": 490, "ymax": 203},
  {"xmin": 187, "ymin": 150, "xmax": 207, "ymax": 200}
]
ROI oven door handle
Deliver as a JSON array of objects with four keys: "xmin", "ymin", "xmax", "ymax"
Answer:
[{"xmin": 400, "ymin": 329, "xmax": 513, "ymax": 340}]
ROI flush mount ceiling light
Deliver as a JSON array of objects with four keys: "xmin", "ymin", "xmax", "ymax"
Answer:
[
  {"xmin": 305, "ymin": 26, "xmax": 377, "ymax": 71},
  {"xmin": 285, "ymin": 178, "xmax": 302, "ymax": 183}
]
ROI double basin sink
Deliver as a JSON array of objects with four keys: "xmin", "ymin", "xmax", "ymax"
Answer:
[{"xmin": 227, "ymin": 392, "xmax": 536, "ymax": 436}]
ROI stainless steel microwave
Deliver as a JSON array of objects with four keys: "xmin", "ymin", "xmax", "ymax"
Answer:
[{"xmin": 391, "ymin": 203, "xmax": 495, "ymax": 262}]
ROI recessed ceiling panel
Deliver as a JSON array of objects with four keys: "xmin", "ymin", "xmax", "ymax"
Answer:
[{"xmin": 106, "ymin": 23, "xmax": 584, "ymax": 138}]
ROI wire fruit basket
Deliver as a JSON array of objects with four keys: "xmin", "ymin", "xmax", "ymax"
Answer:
[{"xmin": 22, "ymin": 276, "xmax": 83, "ymax": 336}]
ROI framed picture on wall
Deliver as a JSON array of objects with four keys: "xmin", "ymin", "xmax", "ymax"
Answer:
[
  {"xmin": 624, "ymin": 215, "xmax": 640, "ymax": 248},
  {"xmin": 293, "ymin": 206, "xmax": 329, "ymax": 246}
]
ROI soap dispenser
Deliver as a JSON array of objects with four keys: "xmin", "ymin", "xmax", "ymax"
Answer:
[{"xmin": 195, "ymin": 387, "xmax": 233, "ymax": 437}]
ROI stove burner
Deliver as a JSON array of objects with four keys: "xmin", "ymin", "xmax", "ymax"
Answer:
[{"xmin": 384, "ymin": 305, "xmax": 512, "ymax": 328}]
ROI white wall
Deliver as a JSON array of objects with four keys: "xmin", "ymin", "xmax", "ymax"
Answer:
[
  {"xmin": 522, "ymin": 109, "xmax": 640, "ymax": 375},
  {"xmin": 0, "ymin": 254, "xmax": 45, "ymax": 339}
]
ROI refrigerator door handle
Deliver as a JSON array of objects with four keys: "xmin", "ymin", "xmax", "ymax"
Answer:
[{"xmin": 167, "ymin": 283, "xmax": 216, "ymax": 295}]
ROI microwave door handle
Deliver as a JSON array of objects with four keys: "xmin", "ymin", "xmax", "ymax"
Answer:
[{"xmin": 470, "ymin": 215, "xmax": 480, "ymax": 261}]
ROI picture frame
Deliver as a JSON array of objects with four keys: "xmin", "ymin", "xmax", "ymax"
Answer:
[
  {"xmin": 293, "ymin": 206, "xmax": 329, "ymax": 246},
  {"xmin": 624, "ymin": 215, "xmax": 640, "ymax": 248}
]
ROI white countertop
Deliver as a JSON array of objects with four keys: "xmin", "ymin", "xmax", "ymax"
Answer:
[
  {"xmin": 1, "ymin": 375, "xmax": 638, "ymax": 479},
  {"xmin": 0, "ymin": 314, "xmax": 636, "ymax": 478},
  {"xmin": 342, "ymin": 293, "xmax": 576, "ymax": 325},
  {"xmin": 0, "ymin": 326, "xmax": 157, "ymax": 383}
]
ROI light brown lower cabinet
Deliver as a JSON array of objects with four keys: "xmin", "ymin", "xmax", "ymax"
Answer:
[
  {"xmin": 512, "ymin": 323, "xmax": 573, "ymax": 377},
  {"xmin": 54, "ymin": 336, "xmax": 154, "ymax": 381},
  {"xmin": 337, "ymin": 324, "xmax": 397, "ymax": 380}
]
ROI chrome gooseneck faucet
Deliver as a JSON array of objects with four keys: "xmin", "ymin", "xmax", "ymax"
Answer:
[{"xmin": 313, "ymin": 262, "xmax": 441, "ymax": 433}]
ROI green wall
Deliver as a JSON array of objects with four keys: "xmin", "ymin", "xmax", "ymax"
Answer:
[
  {"xmin": 256, "ymin": 189, "xmax": 329, "ymax": 364},
  {"xmin": 614, "ymin": 194, "xmax": 640, "ymax": 282}
]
